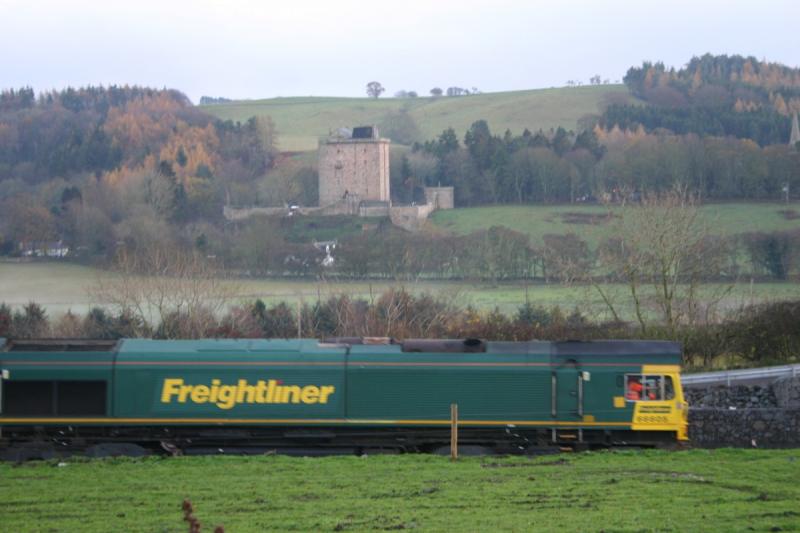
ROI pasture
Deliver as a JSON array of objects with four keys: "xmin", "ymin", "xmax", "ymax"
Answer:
[
  {"xmin": 1, "ymin": 450, "xmax": 798, "ymax": 532},
  {"xmin": 1, "ymin": 262, "xmax": 799, "ymax": 321},
  {"xmin": 201, "ymin": 85, "xmax": 633, "ymax": 151},
  {"xmin": 430, "ymin": 202, "xmax": 800, "ymax": 246}
]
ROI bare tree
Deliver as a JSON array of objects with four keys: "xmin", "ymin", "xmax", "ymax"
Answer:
[
  {"xmin": 89, "ymin": 246, "xmax": 241, "ymax": 338},
  {"xmin": 595, "ymin": 186, "xmax": 732, "ymax": 334}
]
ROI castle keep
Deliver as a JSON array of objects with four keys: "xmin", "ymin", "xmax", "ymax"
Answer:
[
  {"xmin": 318, "ymin": 126, "xmax": 390, "ymax": 208},
  {"xmin": 223, "ymin": 125, "xmax": 453, "ymax": 231}
]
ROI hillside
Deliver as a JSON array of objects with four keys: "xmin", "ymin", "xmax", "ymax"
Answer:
[
  {"xmin": 200, "ymin": 85, "xmax": 634, "ymax": 151},
  {"xmin": 430, "ymin": 203, "xmax": 800, "ymax": 246}
]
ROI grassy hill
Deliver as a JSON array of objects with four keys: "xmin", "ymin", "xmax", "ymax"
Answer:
[
  {"xmin": 201, "ymin": 85, "xmax": 634, "ymax": 151},
  {"xmin": 430, "ymin": 202, "xmax": 800, "ymax": 246}
]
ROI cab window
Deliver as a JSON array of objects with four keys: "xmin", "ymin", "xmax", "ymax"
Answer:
[
  {"xmin": 664, "ymin": 376, "xmax": 675, "ymax": 400},
  {"xmin": 625, "ymin": 374, "xmax": 673, "ymax": 401},
  {"xmin": 643, "ymin": 375, "xmax": 663, "ymax": 400}
]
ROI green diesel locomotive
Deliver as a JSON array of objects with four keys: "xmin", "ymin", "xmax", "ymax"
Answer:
[{"xmin": 0, "ymin": 337, "xmax": 688, "ymax": 457}]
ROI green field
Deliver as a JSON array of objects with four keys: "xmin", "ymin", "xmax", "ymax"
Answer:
[
  {"xmin": 431, "ymin": 202, "xmax": 800, "ymax": 246},
  {"xmin": 201, "ymin": 85, "xmax": 633, "ymax": 151},
  {"xmin": 1, "ymin": 450, "xmax": 798, "ymax": 532},
  {"xmin": 2, "ymin": 262, "xmax": 799, "ymax": 322}
]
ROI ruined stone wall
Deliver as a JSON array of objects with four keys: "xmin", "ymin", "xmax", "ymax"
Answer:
[
  {"xmin": 389, "ymin": 204, "xmax": 436, "ymax": 232},
  {"xmin": 423, "ymin": 187, "xmax": 454, "ymax": 209},
  {"xmin": 359, "ymin": 203, "xmax": 390, "ymax": 217},
  {"xmin": 223, "ymin": 205, "xmax": 324, "ymax": 221},
  {"xmin": 318, "ymin": 139, "xmax": 390, "ymax": 207}
]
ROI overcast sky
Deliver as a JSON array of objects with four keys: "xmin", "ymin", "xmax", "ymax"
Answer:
[{"xmin": 1, "ymin": 0, "xmax": 798, "ymax": 103}]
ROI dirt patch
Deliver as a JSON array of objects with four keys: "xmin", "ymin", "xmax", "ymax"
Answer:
[
  {"xmin": 560, "ymin": 212, "xmax": 616, "ymax": 225},
  {"xmin": 334, "ymin": 515, "xmax": 417, "ymax": 532},
  {"xmin": 481, "ymin": 458, "xmax": 570, "ymax": 468},
  {"xmin": 778, "ymin": 209, "xmax": 800, "ymax": 220},
  {"xmin": 510, "ymin": 493, "xmax": 597, "ymax": 510}
]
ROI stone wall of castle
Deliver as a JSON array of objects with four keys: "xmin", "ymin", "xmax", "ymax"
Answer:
[
  {"xmin": 389, "ymin": 204, "xmax": 436, "ymax": 231},
  {"xmin": 423, "ymin": 187, "xmax": 455, "ymax": 210},
  {"xmin": 318, "ymin": 139, "xmax": 390, "ymax": 207}
]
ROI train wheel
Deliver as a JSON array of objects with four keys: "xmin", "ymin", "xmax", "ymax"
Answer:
[
  {"xmin": 1, "ymin": 443, "xmax": 56, "ymax": 462},
  {"xmin": 85, "ymin": 443, "xmax": 149, "ymax": 458},
  {"xmin": 432, "ymin": 445, "xmax": 494, "ymax": 456}
]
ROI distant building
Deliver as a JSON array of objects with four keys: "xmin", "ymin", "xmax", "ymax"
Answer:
[
  {"xmin": 790, "ymin": 112, "xmax": 800, "ymax": 148},
  {"xmin": 318, "ymin": 126, "xmax": 390, "ymax": 208},
  {"xmin": 223, "ymin": 125, "xmax": 453, "ymax": 231},
  {"xmin": 20, "ymin": 240, "xmax": 69, "ymax": 258}
]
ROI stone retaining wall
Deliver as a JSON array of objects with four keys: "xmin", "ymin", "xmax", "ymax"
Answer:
[
  {"xmin": 685, "ymin": 385, "xmax": 777, "ymax": 409},
  {"xmin": 689, "ymin": 408, "xmax": 800, "ymax": 448},
  {"xmin": 686, "ymin": 376, "xmax": 800, "ymax": 448},
  {"xmin": 774, "ymin": 376, "xmax": 800, "ymax": 408}
]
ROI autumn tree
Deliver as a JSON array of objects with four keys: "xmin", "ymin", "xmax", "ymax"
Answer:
[{"xmin": 4, "ymin": 200, "xmax": 59, "ymax": 251}]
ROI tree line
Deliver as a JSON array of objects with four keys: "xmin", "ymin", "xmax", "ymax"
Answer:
[
  {"xmin": 398, "ymin": 55, "xmax": 800, "ymax": 208},
  {"xmin": 177, "ymin": 197, "xmax": 800, "ymax": 284},
  {"xmin": 0, "ymin": 85, "xmax": 276, "ymax": 257},
  {"xmin": 2, "ymin": 295, "xmax": 797, "ymax": 370},
  {"xmin": 606, "ymin": 54, "xmax": 800, "ymax": 146},
  {"xmin": 404, "ymin": 119, "xmax": 800, "ymax": 206}
]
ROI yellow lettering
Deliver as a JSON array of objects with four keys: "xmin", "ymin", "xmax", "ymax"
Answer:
[
  {"xmin": 300, "ymin": 386, "xmax": 320, "ymax": 404},
  {"xmin": 190, "ymin": 385, "xmax": 210, "ymax": 403},
  {"xmin": 217, "ymin": 385, "xmax": 237, "ymax": 409},
  {"xmin": 178, "ymin": 385, "xmax": 193, "ymax": 403},
  {"xmin": 209, "ymin": 379, "xmax": 221, "ymax": 403},
  {"xmin": 319, "ymin": 386, "xmax": 336, "ymax": 404},
  {"xmin": 281, "ymin": 385, "xmax": 302, "ymax": 404},
  {"xmin": 237, "ymin": 379, "xmax": 257, "ymax": 403},
  {"xmin": 161, "ymin": 379, "xmax": 184, "ymax": 403},
  {"xmin": 266, "ymin": 380, "xmax": 277, "ymax": 403},
  {"xmin": 161, "ymin": 378, "xmax": 336, "ymax": 408},
  {"xmin": 255, "ymin": 380, "xmax": 269, "ymax": 403}
]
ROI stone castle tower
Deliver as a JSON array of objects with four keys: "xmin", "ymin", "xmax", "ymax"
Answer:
[
  {"xmin": 791, "ymin": 112, "xmax": 800, "ymax": 148},
  {"xmin": 318, "ymin": 126, "xmax": 390, "ymax": 208}
]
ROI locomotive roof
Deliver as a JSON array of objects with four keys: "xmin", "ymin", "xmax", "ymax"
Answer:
[
  {"xmin": 0, "ymin": 337, "xmax": 681, "ymax": 363},
  {"xmin": 0, "ymin": 337, "xmax": 681, "ymax": 356}
]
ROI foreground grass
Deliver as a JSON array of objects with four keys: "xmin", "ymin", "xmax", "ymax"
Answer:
[
  {"xmin": 1, "ymin": 450, "xmax": 798, "ymax": 532},
  {"xmin": 201, "ymin": 85, "xmax": 631, "ymax": 151}
]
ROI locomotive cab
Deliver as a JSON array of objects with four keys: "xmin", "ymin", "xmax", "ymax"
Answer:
[{"xmin": 624, "ymin": 368, "xmax": 689, "ymax": 441}]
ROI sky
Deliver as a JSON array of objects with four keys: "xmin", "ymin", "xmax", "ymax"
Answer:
[{"xmin": 1, "ymin": 0, "xmax": 798, "ymax": 103}]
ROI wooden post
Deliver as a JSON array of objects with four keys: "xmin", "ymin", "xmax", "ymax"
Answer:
[{"xmin": 450, "ymin": 403, "xmax": 458, "ymax": 461}]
